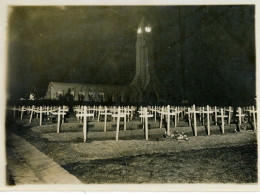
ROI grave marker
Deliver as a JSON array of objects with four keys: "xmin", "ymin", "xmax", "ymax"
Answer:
[
  {"xmin": 140, "ymin": 107, "xmax": 153, "ymax": 140},
  {"xmin": 76, "ymin": 106, "xmax": 94, "ymax": 142},
  {"xmin": 236, "ymin": 107, "xmax": 245, "ymax": 126},
  {"xmin": 226, "ymin": 106, "xmax": 233, "ymax": 124},
  {"xmin": 217, "ymin": 108, "xmax": 228, "ymax": 134},
  {"xmin": 112, "ymin": 106, "xmax": 127, "ymax": 141},
  {"xmin": 204, "ymin": 105, "xmax": 213, "ymax": 135},
  {"xmin": 100, "ymin": 106, "xmax": 112, "ymax": 132},
  {"xmin": 248, "ymin": 106, "xmax": 257, "ymax": 131},
  {"xmin": 189, "ymin": 105, "xmax": 199, "ymax": 136}
]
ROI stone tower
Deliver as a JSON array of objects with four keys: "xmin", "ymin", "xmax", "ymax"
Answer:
[{"xmin": 130, "ymin": 16, "xmax": 162, "ymax": 102}]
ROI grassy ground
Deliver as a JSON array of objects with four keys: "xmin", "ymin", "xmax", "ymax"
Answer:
[{"xmin": 6, "ymin": 116, "xmax": 258, "ymax": 184}]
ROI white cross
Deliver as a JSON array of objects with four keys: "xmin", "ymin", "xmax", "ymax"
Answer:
[
  {"xmin": 18, "ymin": 106, "xmax": 26, "ymax": 120},
  {"xmin": 161, "ymin": 105, "xmax": 176, "ymax": 136},
  {"xmin": 139, "ymin": 107, "xmax": 153, "ymax": 140},
  {"xmin": 27, "ymin": 105, "xmax": 35, "ymax": 123},
  {"xmin": 34, "ymin": 106, "xmax": 48, "ymax": 126},
  {"xmin": 214, "ymin": 106, "xmax": 219, "ymax": 125},
  {"xmin": 159, "ymin": 106, "xmax": 165, "ymax": 129},
  {"xmin": 76, "ymin": 106, "xmax": 94, "ymax": 142},
  {"xmin": 189, "ymin": 105, "xmax": 199, "ymax": 136},
  {"xmin": 236, "ymin": 107, "xmax": 245, "ymax": 126},
  {"xmin": 111, "ymin": 106, "xmax": 117, "ymax": 122},
  {"xmin": 51, "ymin": 106, "xmax": 68, "ymax": 133},
  {"xmin": 217, "ymin": 108, "xmax": 228, "ymax": 134},
  {"xmin": 226, "ymin": 106, "xmax": 233, "ymax": 124},
  {"xmin": 99, "ymin": 106, "xmax": 112, "ymax": 132},
  {"xmin": 248, "ymin": 106, "xmax": 257, "ymax": 131},
  {"xmin": 204, "ymin": 105, "xmax": 213, "ymax": 135},
  {"xmin": 186, "ymin": 107, "xmax": 192, "ymax": 127},
  {"xmin": 112, "ymin": 106, "xmax": 127, "ymax": 141},
  {"xmin": 97, "ymin": 106, "xmax": 103, "ymax": 122},
  {"xmin": 201, "ymin": 107, "xmax": 205, "ymax": 126}
]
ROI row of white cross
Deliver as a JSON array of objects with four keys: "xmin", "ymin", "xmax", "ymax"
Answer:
[
  {"xmin": 138, "ymin": 105, "xmax": 257, "ymax": 139},
  {"xmin": 7, "ymin": 105, "xmax": 69, "ymax": 133},
  {"xmin": 74, "ymin": 106, "xmax": 136, "ymax": 142},
  {"xmin": 7, "ymin": 104, "xmax": 257, "ymax": 142}
]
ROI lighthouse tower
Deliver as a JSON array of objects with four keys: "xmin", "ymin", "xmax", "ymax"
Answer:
[{"xmin": 130, "ymin": 17, "xmax": 162, "ymax": 102}]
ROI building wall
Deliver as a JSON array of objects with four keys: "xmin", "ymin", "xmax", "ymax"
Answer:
[{"xmin": 45, "ymin": 82, "xmax": 126, "ymax": 102}]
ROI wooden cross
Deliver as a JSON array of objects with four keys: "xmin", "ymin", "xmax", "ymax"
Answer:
[
  {"xmin": 27, "ymin": 105, "xmax": 35, "ymax": 123},
  {"xmin": 112, "ymin": 106, "xmax": 116, "ymax": 122},
  {"xmin": 112, "ymin": 106, "xmax": 127, "ymax": 141},
  {"xmin": 175, "ymin": 107, "xmax": 182, "ymax": 123},
  {"xmin": 76, "ymin": 106, "xmax": 94, "ymax": 142},
  {"xmin": 199, "ymin": 107, "xmax": 202, "ymax": 122},
  {"xmin": 159, "ymin": 106, "xmax": 165, "ymax": 129},
  {"xmin": 186, "ymin": 107, "xmax": 191, "ymax": 127},
  {"xmin": 214, "ymin": 106, "xmax": 219, "ymax": 125},
  {"xmin": 97, "ymin": 106, "xmax": 103, "ymax": 122},
  {"xmin": 248, "ymin": 106, "xmax": 257, "ymax": 131},
  {"xmin": 99, "ymin": 106, "xmax": 112, "ymax": 132},
  {"xmin": 201, "ymin": 107, "xmax": 205, "ymax": 126},
  {"xmin": 34, "ymin": 106, "xmax": 47, "ymax": 126},
  {"xmin": 203, "ymin": 105, "xmax": 213, "ymax": 135},
  {"xmin": 161, "ymin": 105, "xmax": 176, "ymax": 136},
  {"xmin": 139, "ymin": 107, "xmax": 153, "ymax": 140},
  {"xmin": 18, "ymin": 106, "xmax": 26, "ymax": 120},
  {"xmin": 170, "ymin": 106, "xmax": 178, "ymax": 127},
  {"xmin": 61, "ymin": 105, "xmax": 68, "ymax": 124},
  {"xmin": 226, "ymin": 106, "xmax": 233, "ymax": 124},
  {"xmin": 217, "ymin": 108, "xmax": 228, "ymax": 134},
  {"xmin": 236, "ymin": 107, "xmax": 245, "ymax": 126},
  {"xmin": 189, "ymin": 105, "xmax": 199, "ymax": 136},
  {"xmin": 51, "ymin": 106, "xmax": 67, "ymax": 133}
]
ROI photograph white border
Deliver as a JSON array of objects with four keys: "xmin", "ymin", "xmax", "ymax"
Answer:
[{"xmin": 0, "ymin": 0, "xmax": 259, "ymax": 192}]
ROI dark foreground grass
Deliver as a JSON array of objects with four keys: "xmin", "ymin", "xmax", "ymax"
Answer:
[
  {"xmin": 6, "ymin": 118, "xmax": 258, "ymax": 184},
  {"xmin": 62, "ymin": 144, "xmax": 257, "ymax": 184}
]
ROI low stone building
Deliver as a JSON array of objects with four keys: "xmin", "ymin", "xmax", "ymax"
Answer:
[{"xmin": 45, "ymin": 82, "xmax": 127, "ymax": 102}]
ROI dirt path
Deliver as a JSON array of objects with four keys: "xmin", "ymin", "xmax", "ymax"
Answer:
[{"xmin": 6, "ymin": 133, "xmax": 82, "ymax": 184}]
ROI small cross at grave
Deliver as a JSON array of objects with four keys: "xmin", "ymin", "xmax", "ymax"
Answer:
[
  {"xmin": 159, "ymin": 106, "xmax": 165, "ymax": 129},
  {"xmin": 161, "ymin": 105, "xmax": 176, "ymax": 136},
  {"xmin": 51, "ymin": 106, "xmax": 68, "ymax": 133},
  {"xmin": 226, "ymin": 106, "xmax": 233, "ymax": 124},
  {"xmin": 236, "ymin": 107, "xmax": 245, "ymax": 126},
  {"xmin": 34, "ymin": 106, "xmax": 48, "ymax": 126},
  {"xmin": 217, "ymin": 108, "xmax": 228, "ymax": 134},
  {"xmin": 139, "ymin": 107, "xmax": 153, "ymax": 140},
  {"xmin": 214, "ymin": 106, "xmax": 219, "ymax": 125},
  {"xmin": 204, "ymin": 105, "xmax": 213, "ymax": 135},
  {"xmin": 112, "ymin": 106, "xmax": 127, "ymax": 141},
  {"xmin": 18, "ymin": 106, "xmax": 26, "ymax": 120},
  {"xmin": 76, "ymin": 106, "xmax": 94, "ymax": 142},
  {"xmin": 99, "ymin": 106, "xmax": 112, "ymax": 132},
  {"xmin": 189, "ymin": 105, "xmax": 199, "ymax": 136},
  {"xmin": 186, "ymin": 107, "xmax": 191, "ymax": 127},
  {"xmin": 248, "ymin": 106, "xmax": 257, "ymax": 131}
]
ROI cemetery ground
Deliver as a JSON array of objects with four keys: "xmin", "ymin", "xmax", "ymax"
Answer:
[{"xmin": 5, "ymin": 113, "xmax": 257, "ymax": 184}]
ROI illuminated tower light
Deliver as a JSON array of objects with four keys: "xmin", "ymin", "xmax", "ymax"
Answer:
[{"xmin": 145, "ymin": 26, "xmax": 151, "ymax": 32}]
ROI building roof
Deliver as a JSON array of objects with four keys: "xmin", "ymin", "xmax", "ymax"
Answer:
[{"xmin": 48, "ymin": 82, "xmax": 126, "ymax": 93}]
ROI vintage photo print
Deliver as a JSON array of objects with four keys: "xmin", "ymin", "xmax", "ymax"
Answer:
[{"xmin": 0, "ymin": 0, "xmax": 259, "ymax": 192}]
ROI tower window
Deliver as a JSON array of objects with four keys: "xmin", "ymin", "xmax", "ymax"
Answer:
[
  {"xmin": 137, "ymin": 27, "xmax": 142, "ymax": 34},
  {"xmin": 145, "ymin": 26, "xmax": 151, "ymax": 32}
]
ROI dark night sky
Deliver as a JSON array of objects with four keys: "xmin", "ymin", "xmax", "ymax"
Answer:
[{"xmin": 7, "ymin": 5, "xmax": 255, "ymax": 105}]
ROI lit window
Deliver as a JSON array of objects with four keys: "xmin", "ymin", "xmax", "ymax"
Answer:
[
  {"xmin": 137, "ymin": 27, "xmax": 142, "ymax": 34},
  {"xmin": 145, "ymin": 26, "xmax": 151, "ymax": 32}
]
